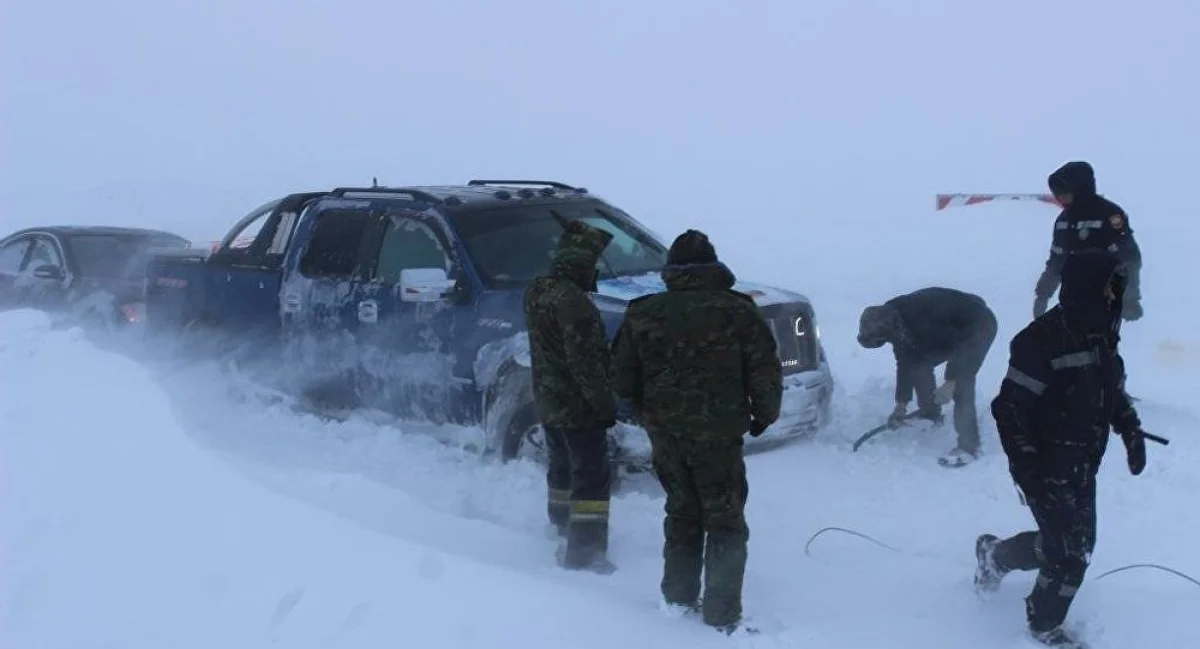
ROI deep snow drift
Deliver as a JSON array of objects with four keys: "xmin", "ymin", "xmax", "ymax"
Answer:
[
  {"xmin": 3, "ymin": 284, "xmax": 1199, "ymax": 649},
  {"xmin": 1, "ymin": 310, "xmax": 745, "ymax": 649}
]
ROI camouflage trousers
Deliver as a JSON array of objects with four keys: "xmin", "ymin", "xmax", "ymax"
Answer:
[
  {"xmin": 544, "ymin": 426, "xmax": 612, "ymax": 569},
  {"xmin": 992, "ymin": 472, "xmax": 1097, "ymax": 632},
  {"xmin": 650, "ymin": 433, "xmax": 749, "ymax": 628}
]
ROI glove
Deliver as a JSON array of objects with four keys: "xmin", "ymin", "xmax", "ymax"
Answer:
[
  {"xmin": 932, "ymin": 380, "xmax": 956, "ymax": 406},
  {"xmin": 1033, "ymin": 294, "xmax": 1050, "ymax": 319},
  {"xmin": 748, "ymin": 418, "xmax": 769, "ymax": 437},
  {"xmin": 1121, "ymin": 429, "xmax": 1147, "ymax": 475},
  {"xmin": 1122, "ymin": 297, "xmax": 1143, "ymax": 322},
  {"xmin": 887, "ymin": 402, "xmax": 909, "ymax": 428}
]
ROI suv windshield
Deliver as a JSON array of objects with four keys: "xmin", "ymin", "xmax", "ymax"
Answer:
[
  {"xmin": 449, "ymin": 201, "xmax": 668, "ymax": 288},
  {"xmin": 66, "ymin": 233, "xmax": 189, "ymax": 280}
]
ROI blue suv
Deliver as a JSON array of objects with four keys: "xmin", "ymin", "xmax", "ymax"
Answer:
[{"xmin": 145, "ymin": 180, "xmax": 834, "ymax": 466}]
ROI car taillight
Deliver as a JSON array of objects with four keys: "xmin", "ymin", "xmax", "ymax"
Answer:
[{"xmin": 121, "ymin": 302, "xmax": 145, "ymax": 323}]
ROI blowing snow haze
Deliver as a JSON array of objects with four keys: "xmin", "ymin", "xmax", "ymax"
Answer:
[
  {"xmin": 2, "ymin": 2, "xmax": 1196, "ymax": 240},
  {"xmin": 1, "ymin": 1, "xmax": 1198, "ymax": 648}
]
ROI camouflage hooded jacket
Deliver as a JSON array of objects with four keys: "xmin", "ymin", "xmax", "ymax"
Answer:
[
  {"xmin": 611, "ymin": 261, "xmax": 783, "ymax": 441},
  {"xmin": 522, "ymin": 220, "xmax": 617, "ymax": 431}
]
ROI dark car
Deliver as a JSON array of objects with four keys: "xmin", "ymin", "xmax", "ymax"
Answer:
[{"xmin": 0, "ymin": 226, "xmax": 191, "ymax": 329}]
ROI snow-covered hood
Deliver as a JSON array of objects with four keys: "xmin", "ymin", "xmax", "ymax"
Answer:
[{"xmin": 593, "ymin": 272, "xmax": 809, "ymax": 308}]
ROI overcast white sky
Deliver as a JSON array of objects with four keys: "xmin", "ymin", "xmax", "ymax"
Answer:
[{"xmin": 1, "ymin": 0, "xmax": 1196, "ymax": 282}]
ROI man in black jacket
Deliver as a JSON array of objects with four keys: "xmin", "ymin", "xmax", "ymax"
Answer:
[
  {"xmin": 974, "ymin": 250, "xmax": 1151, "ymax": 649},
  {"xmin": 1034, "ymin": 160, "xmax": 1143, "ymax": 322},
  {"xmin": 857, "ymin": 287, "xmax": 998, "ymax": 467}
]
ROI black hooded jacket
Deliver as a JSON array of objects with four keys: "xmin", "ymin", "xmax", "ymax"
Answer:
[
  {"xmin": 1036, "ymin": 161, "xmax": 1142, "ymax": 303},
  {"xmin": 995, "ymin": 250, "xmax": 1141, "ymax": 478},
  {"xmin": 858, "ymin": 287, "xmax": 997, "ymax": 406}
]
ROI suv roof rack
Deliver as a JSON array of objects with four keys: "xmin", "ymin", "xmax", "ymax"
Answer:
[
  {"xmin": 467, "ymin": 179, "xmax": 586, "ymax": 193},
  {"xmin": 330, "ymin": 186, "xmax": 443, "ymax": 203}
]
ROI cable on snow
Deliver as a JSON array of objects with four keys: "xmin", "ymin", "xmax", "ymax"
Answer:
[
  {"xmin": 804, "ymin": 526, "xmax": 903, "ymax": 557},
  {"xmin": 1093, "ymin": 564, "xmax": 1200, "ymax": 589},
  {"xmin": 803, "ymin": 526, "xmax": 1200, "ymax": 590}
]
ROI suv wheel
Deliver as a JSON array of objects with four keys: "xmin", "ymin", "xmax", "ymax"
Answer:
[
  {"xmin": 485, "ymin": 364, "xmax": 539, "ymax": 461},
  {"xmin": 500, "ymin": 403, "xmax": 546, "ymax": 463}
]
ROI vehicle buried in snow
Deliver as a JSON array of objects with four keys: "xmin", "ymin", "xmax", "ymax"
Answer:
[
  {"xmin": 144, "ymin": 181, "xmax": 834, "ymax": 467},
  {"xmin": 0, "ymin": 225, "xmax": 191, "ymax": 330}
]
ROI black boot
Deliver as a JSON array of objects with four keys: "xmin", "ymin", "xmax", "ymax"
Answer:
[
  {"xmin": 1026, "ymin": 585, "xmax": 1085, "ymax": 648},
  {"xmin": 974, "ymin": 534, "xmax": 1007, "ymax": 593},
  {"xmin": 555, "ymin": 539, "xmax": 615, "ymax": 574},
  {"xmin": 1030, "ymin": 626, "xmax": 1088, "ymax": 649},
  {"xmin": 560, "ymin": 502, "xmax": 616, "ymax": 574}
]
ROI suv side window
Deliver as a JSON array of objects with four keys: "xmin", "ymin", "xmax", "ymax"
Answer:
[
  {"xmin": 0, "ymin": 239, "xmax": 30, "ymax": 274},
  {"xmin": 268, "ymin": 211, "xmax": 298, "ymax": 255},
  {"xmin": 224, "ymin": 204, "xmax": 273, "ymax": 252},
  {"xmin": 211, "ymin": 199, "xmax": 280, "ymax": 261},
  {"xmin": 25, "ymin": 236, "xmax": 64, "ymax": 272},
  {"xmin": 374, "ymin": 214, "xmax": 451, "ymax": 284},
  {"xmin": 298, "ymin": 208, "xmax": 375, "ymax": 279}
]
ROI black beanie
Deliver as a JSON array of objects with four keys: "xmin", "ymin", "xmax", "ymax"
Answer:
[
  {"xmin": 857, "ymin": 304, "xmax": 899, "ymax": 349},
  {"xmin": 667, "ymin": 229, "xmax": 718, "ymax": 265}
]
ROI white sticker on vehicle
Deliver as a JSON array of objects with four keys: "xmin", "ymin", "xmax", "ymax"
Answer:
[
  {"xmin": 477, "ymin": 318, "xmax": 514, "ymax": 330},
  {"xmin": 358, "ymin": 299, "xmax": 379, "ymax": 324},
  {"xmin": 283, "ymin": 292, "xmax": 302, "ymax": 313}
]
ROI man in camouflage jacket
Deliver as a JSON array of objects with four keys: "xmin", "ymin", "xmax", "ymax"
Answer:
[
  {"xmin": 611, "ymin": 229, "xmax": 783, "ymax": 634},
  {"xmin": 523, "ymin": 219, "xmax": 617, "ymax": 573}
]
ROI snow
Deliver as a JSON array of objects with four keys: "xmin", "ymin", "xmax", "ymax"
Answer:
[
  {"xmin": 4, "ymin": 213, "xmax": 1200, "ymax": 648},
  {"xmin": 4, "ymin": 2, "xmax": 1200, "ymax": 647},
  {"xmin": 0, "ymin": 311, "xmax": 733, "ymax": 649}
]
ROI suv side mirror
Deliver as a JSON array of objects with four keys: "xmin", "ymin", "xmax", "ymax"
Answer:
[
  {"xmin": 32, "ymin": 264, "xmax": 65, "ymax": 281},
  {"xmin": 399, "ymin": 268, "xmax": 458, "ymax": 303}
]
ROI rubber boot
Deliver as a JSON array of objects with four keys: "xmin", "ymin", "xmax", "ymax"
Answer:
[
  {"xmin": 974, "ymin": 534, "xmax": 1007, "ymax": 593},
  {"xmin": 560, "ymin": 500, "xmax": 615, "ymax": 574},
  {"xmin": 1030, "ymin": 627, "xmax": 1087, "ymax": 649}
]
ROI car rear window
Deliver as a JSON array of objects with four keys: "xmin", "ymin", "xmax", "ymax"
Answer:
[{"xmin": 66, "ymin": 234, "xmax": 189, "ymax": 280}]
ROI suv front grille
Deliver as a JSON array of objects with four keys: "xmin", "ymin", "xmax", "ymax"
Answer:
[{"xmin": 760, "ymin": 304, "xmax": 819, "ymax": 375}]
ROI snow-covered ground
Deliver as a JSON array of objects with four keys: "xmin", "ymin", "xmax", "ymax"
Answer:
[
  {"xmin": 3, "ymin": 2, "xmax": 1199, "ymax": 645},
  {"xmin": 3, "ymin": 191, "xmax": 1199, "ymax": 649}
]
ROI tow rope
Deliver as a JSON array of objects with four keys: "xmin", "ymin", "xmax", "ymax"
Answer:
[{"xmin": 803, "ymin": 526, "xmax": 1200, "ymax": 589}]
